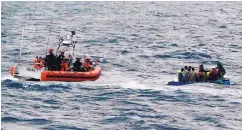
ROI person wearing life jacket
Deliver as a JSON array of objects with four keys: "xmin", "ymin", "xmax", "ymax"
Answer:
[
  {"xmin": 217, "ymin": 62, "xmax": 226, "ymax": 80},
  {"xmin": 208, "ymin": 66, "xmax": 218, "ymax": 80},
  {"xmin": 38, "ymin": 57, "xmax": 44, "ymax": 67},
  {"xmin": 56, "ymin": 50, "xmax": 66, "ymax": 70},
  {"xmin": 34, "ymin": 56, "xmax": 44, "ymax": 69},
  {"xmin": 45, "ymin": 48, "xmax": 57, "ymax": 70},
  {"xmin": 178, "ymin": 68, "xmax": 184, "ymax": 82},
  {"xmin": 83, "ymin": 57, "xmax": 92, "ymax": 71},
  {"xmin": 39, "ymin": 57, "xmax": 45, "ymax": 67},
  {"xmin": 60, "ymin": 58, "xmax": 69, "ymax": 71}
]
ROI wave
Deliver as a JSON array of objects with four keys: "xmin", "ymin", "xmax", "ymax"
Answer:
[{"xmin": 154, "ymin": 51, "xmax": 212, "ymax": 60}]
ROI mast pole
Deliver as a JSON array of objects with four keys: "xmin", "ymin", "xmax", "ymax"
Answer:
[
  {"xmin": 46, "ymin": 20, "xmax": 52, "ymax": 55},
  {"xmin": 19, "ymin": 27, "xmax": 24, "ymax": 59},
  {"xmin": 56, "ymin": 25, "xmax": 63, "ymax": 55}
]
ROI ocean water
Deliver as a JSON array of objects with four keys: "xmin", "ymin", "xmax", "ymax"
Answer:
[{"xmin": 1, "ymin": 1, "xmax": 242, "ymax": 130}]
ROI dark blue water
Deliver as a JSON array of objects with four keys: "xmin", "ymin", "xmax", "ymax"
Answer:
[{"xmin": 1, "ymin": 1, "xmax": 242, "ymax": 130}]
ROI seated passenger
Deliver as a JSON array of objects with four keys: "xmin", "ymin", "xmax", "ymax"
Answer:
[
  {"xmin": 217, "ymin": 62, "xmax": 226, "ymax": 80},
  {"xmin": 189, "ymin": 67, "xmax": 197, "ymax": 82},
  {"xmin": 182, "ymin": 67, "xmax": 190, "ymax": 82},
  {"xmin": 184, "ymin": 66, "xmax": 188, "ymax": 71},
  {"xmin": 208, "ymin": 66, "xmax": 218, "ymax": 80},
  {"xmin": 197, "ymin": 64, "xmax": 206, "ymax": 81},
  {"xmin": 83, "ymin": 57, "xmax": 92, "ymax": 71},
  {"xmin": 188, "ymin": 66, "xmax": 192, "ymax": 71},
  {"xmin": 178, "ymin": 68, "xmax": 184, "ymax": 82},
  {"xmin": 199, "ymin": 64, "xmax": 206, "ymax": 73}
]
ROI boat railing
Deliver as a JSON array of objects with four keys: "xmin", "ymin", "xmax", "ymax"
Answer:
[{"xmin": 16, "ymin": 55, "xmax": 38, "ymax": 66}]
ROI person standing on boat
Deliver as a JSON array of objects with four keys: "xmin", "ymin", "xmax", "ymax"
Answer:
[
  {"xmin": 56, "ymin": 50, "xmax": 66, "ymax": 70},
  {"xmin": 217, "ymin": 62, "xmax": 226, "ymax": 80},
  {"xmin": 73, "ymin": 57, "xmax": 85, "ymax": 72},
  {"xmin": 60, "ymin": 58, "xmax": 69, "ymax": 71},
  {"xmin": 45, "ymin": 48, "xmax": 57, "ymax": 70}
]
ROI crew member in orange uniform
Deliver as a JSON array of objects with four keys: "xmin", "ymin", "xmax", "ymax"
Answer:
[
  {"xmin": 34, "ymin": 56, "xmax": 44, "ymax": 69},
  {"xmin": 60, "ymin": 58, "xmax": 69, "ymax": 71},
  {"xmin": 83, "ymin": 57, "xmax": 92, "ymax": 71}
]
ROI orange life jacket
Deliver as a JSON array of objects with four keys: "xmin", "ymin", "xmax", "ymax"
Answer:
[
  {"xmin": 83, "ymin": 61, "xmax": 90, "ymax": 70},
  {"xmin": 60, "ymin": 62, "xmax": 69, "ymax": 71}
]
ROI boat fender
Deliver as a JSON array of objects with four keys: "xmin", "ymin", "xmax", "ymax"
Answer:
[{"xmin": 10, "ymin": 66, "xmax": 15, "ymax": 76}]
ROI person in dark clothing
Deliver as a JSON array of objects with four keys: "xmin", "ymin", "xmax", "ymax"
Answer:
[
  {"xmin": 73, "ymin": 57, "xmax": 85, "ymax": 71},
  {"xmin": 184, "ymin": 66, "xmax": 188, "ymax": 71},
  {"xmin": 217, "ymin": 62, "xmax": 226, "ymax": 80},
  {"xmin": 188, "ymin": 66, "xmax": 192, "ymax": 71},
  {"xmin": 199, "ymin": 64, "xmax": 206, "ymax": 72},
  {"xmin": 45, "ymin": 48, "xmax": 57, "ymax": 70},
  {"xmin": 56, "ymin": 50, "xmax": 66, "ymax": 70}
]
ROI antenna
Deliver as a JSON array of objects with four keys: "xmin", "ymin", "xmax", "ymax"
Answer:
[
  {"xmin": 45, "ymin": 20, "xmax": 52, "ymax": 55},
  {"xmin": 56, "ymin": 25, "xmax": 63, "ymax": 55},
  {"xmin": 19, "ymin": 27, "xmax": 24, "ymax": 59},
  {"xmin": 71, "ymin": 31, "xmax": 76, "ymax": 56}
]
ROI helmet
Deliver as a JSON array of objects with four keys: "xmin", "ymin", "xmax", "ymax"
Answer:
[{"xmin": 49, "ymin": 48, "xmax": 54, "ymax": 52}]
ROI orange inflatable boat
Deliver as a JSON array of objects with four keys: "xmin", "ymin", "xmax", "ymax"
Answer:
[
  {"xmin": 10, "ymin": 66, "xmax": 102, "ymax": 82},
  {"xmin": 41, "ymin": 67, "xmax": 102, "ymax": 82}
]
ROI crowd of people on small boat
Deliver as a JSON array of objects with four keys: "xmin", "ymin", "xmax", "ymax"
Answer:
[
  {"xmin": 178, "ymin": 62, "xmax": 226, "ymax": 82},
  {"xmin": 33, "ymin": 48, "xmax": 98, "ymax": 72}
]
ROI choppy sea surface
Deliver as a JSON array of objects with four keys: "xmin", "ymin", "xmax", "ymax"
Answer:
[{"xmin": 1, "ymin": 1, "xmax": 242, "ymax": 130}]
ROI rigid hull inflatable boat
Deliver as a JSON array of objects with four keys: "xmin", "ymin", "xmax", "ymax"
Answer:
[
  {"xmin": 10, "ymin": 25, "xmax": 102, "ymax": 82},
  {"xmin": 10, "ymin": 65, "xmax": 101, "ymax": 82}
]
